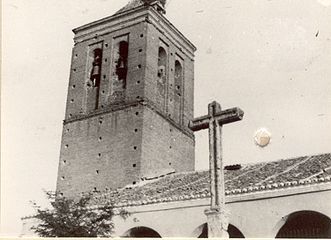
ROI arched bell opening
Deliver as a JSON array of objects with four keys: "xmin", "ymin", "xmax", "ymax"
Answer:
[
  {"xmin": 157, "ymin": 47, "xmax": 167, "ymax": 82},
  {"xmin": 173, "ymin": 59, "xmax": 183, "ymax": 124}
]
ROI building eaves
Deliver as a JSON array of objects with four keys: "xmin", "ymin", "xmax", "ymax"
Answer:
[{"xmin": 92, "ymin": 153, "xmax": 331, "ymax": 207}]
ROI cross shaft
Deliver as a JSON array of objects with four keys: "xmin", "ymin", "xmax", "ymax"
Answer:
[{"xmin": 189, "ymin": 101, "xmax": 244, "ymax": 237}]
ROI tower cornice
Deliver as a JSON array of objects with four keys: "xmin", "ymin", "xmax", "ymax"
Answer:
[
  {"xmin": 63, "ymin": 99, "xmax": 195, "ymax": 140},
  {"xmin": 73, "ymin": 6, "xmax": 196, "ymax": 59}
]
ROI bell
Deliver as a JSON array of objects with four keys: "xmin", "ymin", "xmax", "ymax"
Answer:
[
  {"xmin": 91, "ymin": 65, "xmax": 100, "ymax": 77},
  {"xmin": 118, "ymin": 59, "xmax": 125, "ymax": 69}
]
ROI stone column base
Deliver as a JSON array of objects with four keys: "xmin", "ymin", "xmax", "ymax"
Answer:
[{"xmin": 205, "ymin": 208, "xmax": 229, "ymax": 238}]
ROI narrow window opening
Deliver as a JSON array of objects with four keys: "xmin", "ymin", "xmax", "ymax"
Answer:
[
  {"xmin": 72, "ymin": 85, "xmax": 76, "ymax": 89},
  {"xmin": 175, "ymin": 60, "xmax": 183, "ymax": 92},
  {"xmin": 135, "ymin": 112, "xmax": 139, "ymax": 115},
  {"xmin": 115, "ymin": 41, "xmax": 129, "ymax": 84},
  {"xmin": 157, "ymin": 47, "xmax": 167, "ymax": 81},
  {"xmin": 90, "ymin": 48, "xmax": 102, "ymax": 88},
  {"xmin": 134, "ymin": 129, "xmax": 138, "ymax": 132},
  {"xmin": 96, "ymin": 170, "xmax": 99, "ymax": 174},
  {"xmin": 133, "ymin": 181, "xmax": 137, "ymax": 185},
  {"xmin": 174, "ymin": 60, "xmax": 183, "ymax": 120},
  {"xmin": 139, "ymin": 49, "xmax": 143, "ymax": 52},
  {"xmin": 137, "ymin": 81, "xmax": 140, "ymax": 84},
  {"xmin": 133, "ymin": 164, "xmax": 137, "ymax": 167},
  {"xmin": 140, "ymin": 34, "xmax": 144, "ymax": 38},
  {"xmin": 61, "ymin": 176, "xmax": 65, "ymax": 180},
  {"xmin": 133, "ymin": 146, "xmax": 137, "ymax": 150}
]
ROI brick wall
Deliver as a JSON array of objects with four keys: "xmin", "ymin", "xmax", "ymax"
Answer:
[
  {"xmin": 141, "ymin": 106, "xmax": 195, "ymax": 178},
  {"xmin": 57, "ymin": 105, "xmax": 144, "ymax": 197},
  {"xmin": 64, "ymin": 22, "xmax": 148, "ymax": 120}
]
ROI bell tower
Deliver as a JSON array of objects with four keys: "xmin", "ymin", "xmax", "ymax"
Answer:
[{"xmin": 56, "ymin": 0, "xmax": 196, "ymax": 197}]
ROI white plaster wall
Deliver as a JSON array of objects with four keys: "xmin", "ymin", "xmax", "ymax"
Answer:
[
  {"xmin": 20, "ymin": 186, "xmax": 331, "ymax": 237},
  {"xmin": 113, "ymin": 187, "xmax": 331, "ymax": 238}
]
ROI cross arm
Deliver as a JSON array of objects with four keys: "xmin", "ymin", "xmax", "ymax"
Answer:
[
  {"xmin": 188, "ymin": 107, "xmax": 244, "ymax": 132},
  {"xmin": 216, "ymin": 107, "xmax": 244, "ymax": 125}
]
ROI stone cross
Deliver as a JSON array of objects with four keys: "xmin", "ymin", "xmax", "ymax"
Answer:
[{"xmin": 189, "ymin": 101, "xmax": 244, "ymax": 238}]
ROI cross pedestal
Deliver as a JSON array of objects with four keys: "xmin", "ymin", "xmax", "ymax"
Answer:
[
  {"xmin": 205, "ymin": 208, "xmax": 230, "ymax": 238},
  {"xmin": 189, "ymin": 101, "xmax": 244, "ymax": 238}
]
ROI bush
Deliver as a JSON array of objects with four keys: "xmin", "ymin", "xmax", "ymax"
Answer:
[{"xmin": 30, "ymin": 191, "xmax": 126, "ymax": 237}]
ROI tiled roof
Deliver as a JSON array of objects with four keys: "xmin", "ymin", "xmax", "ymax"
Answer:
[{"xmin": 93, "ymin": 153, "xmax": 331, "ymax": 207}]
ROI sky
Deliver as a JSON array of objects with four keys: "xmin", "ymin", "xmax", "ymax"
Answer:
[{"xmin": 2, "ymin": 0, "xmax": 331, "ymax": 236}]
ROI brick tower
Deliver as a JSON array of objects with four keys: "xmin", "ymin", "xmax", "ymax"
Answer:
[{"xmin": 56, "ymin": 0, "xmax": 196, "ymax": 197}]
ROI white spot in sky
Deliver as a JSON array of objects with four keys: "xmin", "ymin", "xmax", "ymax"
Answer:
[{"xmin": 254, "ymin": 128, "xmax": 271, "ymax": 147}]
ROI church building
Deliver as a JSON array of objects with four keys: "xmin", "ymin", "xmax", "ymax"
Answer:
[{"xmin": 22, "ymin": 0, "xmax": 331, "ymax": 238}]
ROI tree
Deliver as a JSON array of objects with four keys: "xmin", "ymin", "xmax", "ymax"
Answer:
[{"xmin": 31, "ymin": 191, "xmax": 127, "ymax": 237}]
